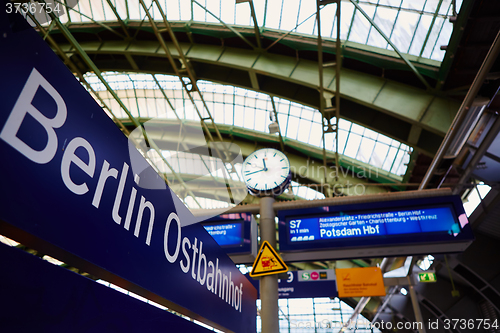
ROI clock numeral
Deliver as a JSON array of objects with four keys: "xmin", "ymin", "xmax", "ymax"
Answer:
[
  {"xmin": 280, "ymin": 159, "xmax": 284, "ymax": 162},
  {"xmin": 273, "ymin": 152, "xmax": 277, "ymax": 157}
]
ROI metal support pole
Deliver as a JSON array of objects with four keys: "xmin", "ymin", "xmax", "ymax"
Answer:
[
  {"xmin": 372, "ymin": 286, "xmax": 399, "ymax": 323},
  {"xmin": 248, "ymin": 0, "xmax": 262, "ymax": 49},
  {"xmin": 407, "ymin": 258, "xmax": 426, "ymax": 333},
  {"xmin": 259, "ymin": 196, "xmax": 279, "ymax": 333},
  {"xmin": 419, "ymin": 28, "xmax": 500, "ymax": 190},
  {"xmin": 334, "ymin": 0, "xmax": 341, "ymax": 177},
  {"xmin": 270, "ymin": 97, "xmax": 285, "ymax": 152},
  {"xmin": 453, "ymin": 113, "xmax": 500, "ymax": 195},
  {"xmin": 407, "ymin": 277, "xmax": 426, "ymax": 333},
  {"xmin": 316, "ymin": 0, "xmax": 330, "ymax": 197}
]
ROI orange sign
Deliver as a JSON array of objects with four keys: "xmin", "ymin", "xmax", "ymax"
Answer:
[
  {"xmin": 335, "ymin": 267, "xmax": 386, "ymax": 298},
  {"xmin": 250, "ymin": 241, "xmax": 288, "ymax": 277}
]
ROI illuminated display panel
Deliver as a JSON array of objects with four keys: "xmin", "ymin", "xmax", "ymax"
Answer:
[
  {"xmin": 288, "ymin": 206, "xmax": 459, "ymax": 243},
  {"xmin": 278, "ymin": 195, "xmax": 474, "ymax": 255},
  {"xmin": 202, "ymin": 213, "xmax": 254, "ymax": 254},
  {"xmin": 203, "ymin": 221, "xmax": 244, "ymax": 247}
]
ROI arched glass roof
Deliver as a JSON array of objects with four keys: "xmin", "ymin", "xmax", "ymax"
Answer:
[
  {"xmin": 79, "ymin": 72, "xmax": 412, "ymax": 208},
  {"xmin": 84, "ymin": 72, "xmax": 412, "ymax": 177},
  {"xmin": 40, "ymin": 0, "xmax": 461, "ymax": 61},
  {"xmin": 81, "ymin": 71, "xmax": 412, "ymax": 207}
]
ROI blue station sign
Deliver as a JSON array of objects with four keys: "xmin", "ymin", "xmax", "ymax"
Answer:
[
  {"xmin": 0, "ymin": 242, "xmax": 216, "ymax": 333},
  {"xmin": 247, "ymin": 270, "xmax": 337, "ymax": 299},
  {"xmin": 0, "ymin": 7, "xmax": 256, "ymax": 332}
]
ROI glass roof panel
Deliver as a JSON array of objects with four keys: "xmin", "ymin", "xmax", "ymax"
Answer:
[
  {"xmin": 408, "ymin": 14, "xmax": 432, "ymax": 55},
  {"xmin": 463, "ymin": 183, "xmax": 491, "ymax": 217},
  {"xmin": 83, "ymin": 72, "xmax": 412, "ymax": 181},
  {"xmin": 319, "ymin": 3, "xmax": 336, "ymax": 37},
  {"xmin": 193, "ymin": 2, "xmax": 206, "ymax": 22},
  {"xmin": 291, "ymin": 181, "xmax": 326, "ymax": 201},
  {"xmin": 382, "ymin": 0, "xmax": 403, "ymax": 6},
  {"xmin": 179, "ymin": 1, "xmax": 192, "ymax": 21},
  {"xmin": 430, "ymin": 17, "xmax": 449, "ymax": 60},
  {"xmin": 371, "ymin": 142, "xmax": 389, "ymax": 168},
  {"xmin": 390, "ymin": 10, "xmax": 420, "ymax": 53},
  {"xmin": 369, "ymin": 6, "xmax": 397, "ymax": 49},
  {"xmin": 439, "ymin": 0, "xmax": 454, "ymax": 15},
  {"xmin": 348, "ymin": 9, "xmax": 372, "ymax": 44},
  {"xmin": 382, "ymin": 146, "xmax": 399, "ymax": 171},
  {"xmin": 30, "ymin": 0, "xmax": 462, "ymax": 62},
  {"xmin": 421, "ymin": 16, "xmax": 445, "ymax": 58},
  {"xmin": 264, "ymin": 0, "xmax": 282, "ymax": 29},
  {"xmin": 219, "ymin": 0, "xmax": 235, "ymax": 24},
  {"xmin": 235, "ymin": 2, "xmax": 252, "ymax": 25},
  {"xmin": 423, "ymin": 0, "xmax": 439, "ymax": 13}
]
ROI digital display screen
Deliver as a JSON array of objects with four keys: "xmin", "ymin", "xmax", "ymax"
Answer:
[
  {"xmin": 278, "ymin": 195, "xmax": 474, "ymax": 255},
  {"xmin": 288, "ymin": 206, "xmax": 460, "ymax": 243},
  {"xmin": 203, "ymin": 221, "xmax": 244, "ymax": 247}
]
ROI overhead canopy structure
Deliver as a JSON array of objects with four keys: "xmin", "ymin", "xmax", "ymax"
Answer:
[
  {"xmin": 13, "ymin": 0, "xmax": 500, "ymax": 331},
  {"xmin": 33, "ymin": 0, "xmax": 464, "ymax": 155}
]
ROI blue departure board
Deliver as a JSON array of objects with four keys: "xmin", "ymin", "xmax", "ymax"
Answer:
[
  {"xmin": 204, "ymin": 221, "xmax": 244, "ymax": 247},
  {"xmin": 288, "ymin": 206, "xmax": 460, "ymax": 243},
  {"xmin": 278, "ymin": 195, "xmax": 474, "ymax": 256},
  {"xmin": 201, "ymin": 212, "xmax": 254, "ymax": 254}
]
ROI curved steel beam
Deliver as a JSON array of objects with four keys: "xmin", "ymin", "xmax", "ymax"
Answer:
[
  {"xmin": 54, "ymin": 39, "xmax": 460, "ymax": 154},
  {"xmin": 120, "ymin": 118, "xmax": 393, "ymax": 193}
]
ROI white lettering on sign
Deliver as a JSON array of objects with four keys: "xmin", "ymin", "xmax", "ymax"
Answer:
[
  {"xmin": 204, "ymin": 223, "xmax": 236, "ymax": 236},
  {"xmin": 320, "ymin": 225, "xmax": 381, "ymax": 238},
  {"xmin": 0, "ymin": 68, "xmax": 67, "ymax": 164},
  {"xmin": 164, "ymin": 216, "xmax": 243, "ymax": 312},
  {"xmin": 61, "ymin": 137, "xmax": 96, "ymax": 195},
  {"xmin": 0, "ymin": 67, "xmax": 244, "ymax": 313}
]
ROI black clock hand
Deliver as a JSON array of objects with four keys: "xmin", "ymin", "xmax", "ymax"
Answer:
[
  {"xmin": 245, "ymin": 169, "xmax": 265, "ymax": 176},
  {"xmin": 262, "ymin": 158, "xmax": 267, "ymax": 171}
]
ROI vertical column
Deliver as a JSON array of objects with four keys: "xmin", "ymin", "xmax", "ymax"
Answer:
[
  {"xmin": 407, "ymin": 265, "xmax": 427, "ymax": 333},
  {"xmin": 408, "ymin": 284, "xmax": 426, "ymax": 333},
  {"xmin": 259, "ymin": 196, "xmax": 279, "ymax": 333}
]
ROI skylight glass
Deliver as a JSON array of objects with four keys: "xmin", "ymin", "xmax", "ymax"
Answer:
[
  {"xmin": 83, "ymin": 72, "xmax": 412, "ymax": 178},
  {"xmin": 417, "ymin": 255, "xmax": 434, "ymax": 271},
  {"xmin": 290, "ymin": 181, "xmax": 326, "ymax": 201},
  {"xmin": 262, "ymin": 297, "xmax": 383, "ymax": 332},
  {"xmin": 463, "ymin": 182, "xmax": 491, "ymax": 217},
  {"xmin": 33, "ymin": 0, "xmax": 461, "ymax": 62}
]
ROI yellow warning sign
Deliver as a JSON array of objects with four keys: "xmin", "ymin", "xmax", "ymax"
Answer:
[
  {"xmin": 336, "ymin": 267, "xmax": 386, "ymax": 298},
  {"xmin": 249, "ymin": 241, "xmax": 288, "ymax": 277}
]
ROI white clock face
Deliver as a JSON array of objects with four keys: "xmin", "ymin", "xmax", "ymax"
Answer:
[{"xmin": 241, "ymin": 148, "xmax": 290, "ymax": 191}]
